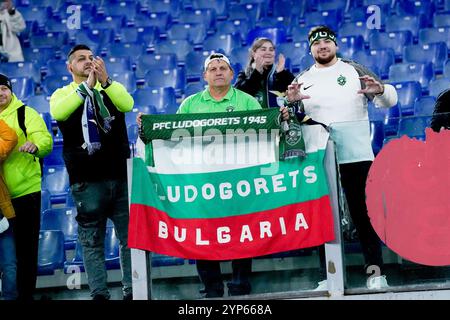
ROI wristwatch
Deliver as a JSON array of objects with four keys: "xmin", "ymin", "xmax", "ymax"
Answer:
[{"xmin": 101, "ymin": 77, "xmax": 113, "ymax": 89}]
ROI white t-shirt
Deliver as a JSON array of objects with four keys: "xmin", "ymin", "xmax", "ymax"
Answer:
[{"xmin": 294, "ymin": 59, "xmax": 397, "ymax": 164}]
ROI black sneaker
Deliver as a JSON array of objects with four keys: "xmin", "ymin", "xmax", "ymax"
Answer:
[{"xmin": 92, "ymin": 294, "xmax": 110, "ymax": 301}]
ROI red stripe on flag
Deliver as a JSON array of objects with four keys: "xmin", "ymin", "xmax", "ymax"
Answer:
[{"xmin": 128, "ymin": 196, "xmax": 334, "ymax": 260}]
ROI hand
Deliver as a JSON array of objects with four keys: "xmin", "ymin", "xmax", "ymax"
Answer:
[
  {"xmin": 286, "ymin": 82, "xmax": 310, "ymax": 103},
  {"xmin": 92, "ymin": 56, "xmax": 108, "ymax": 86},
  {"xmin": 279, "ymin": 106, "xmax": 290, "ymax": 121},
  {"xmin": 254, "ymin": 54, "xmax": 265, "ymax": 74},
  {"xmin": 137, "ymin": 112, "xmax": 143, "ymax": 127},
  {"xmin": 86, "ymin": 69, "xmax": 97, "ymax": 89},
  {"xmin": 358, "ymin": 75, "xmax": 384, "ymax": 95},
  {"xmin": 276, "ymin": 54, "xmax": 286, "ymax": 73},
  {"xmin": 18, "ymin": 141, "xmax": 38, "ymax": 154}
]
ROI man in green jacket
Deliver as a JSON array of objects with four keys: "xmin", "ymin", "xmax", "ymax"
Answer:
[
  {"xmin": 0, "ymin": 73, "xmax": 53, "ymax": 300},
  {"xmin": 50, "ymin": 45, "xmax": 134, "ymax": 300}
]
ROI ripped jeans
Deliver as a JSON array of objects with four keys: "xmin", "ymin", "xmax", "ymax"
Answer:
[{"xmin": 71, "ymin": 179, "xmax": 131, "ymax": 299}]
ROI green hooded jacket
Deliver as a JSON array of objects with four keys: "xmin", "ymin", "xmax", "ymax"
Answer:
[{"xmin": 0, "ymin": 95, "xmax": 53, "ymax": 198}]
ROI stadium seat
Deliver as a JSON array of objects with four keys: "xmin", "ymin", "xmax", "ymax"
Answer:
[
  {"xmin": 391, "ymin": 81, "xmax": 422, "ymax": 116},
  {"xmin": 277, "ymin": 41, "xmax": 309, "ymax": 73},
  {"xmin": 246, "ymin": 27, "xmax": 287, "ymax": 46},
  {"xmin": 433, "ymin": 12, "xmax": 450, "ymax": 27},
  {"xmin": 403, "ymin": 43, "xmax": 448, "ymax": 74},
  {"xmin": 133, "ymin": 87, "xmax": 178, "ymax": 114},
  {"xmin": 230, "ymin": 46, "xmax": 251, "ymax": 71},
  {"xmin": 299, "ymin": 55, "xmax": 315, "ymax": 72},
  {"xmin": 395, "ymin": 0, "xmax": 436, "ymax": 21},
  {"xmin": 45, "ymin": 59, "xmax": 70, "ymax": 77},
  {"xmin": 110, "ymin": 71, "xmax": 137, "ymax": 93},
  {"xmin": 151, "ymin": 253, "xmax": 185, "ymax": 267},
  {"xmin": 429, "ymin": 77, "xmax": 450, "ymax": 98},
  {"xmin": 445, "ymin": 60, "xmax": 450, "ymax": 79},
  {"xmin": 369, "ymin": 30, "xmax": 413, "ymax": 60},
  {"xmin": 134, "ymin": 12, "xmax": 171, "ymax": 31},
  {"xmin": 191, "ymin": 0, "xmax": 228, "ymax": 20},
  {"xmin": 291, "ymin": 25, "xmax": 310, "ymax": 43},
  {"xmin": 385, "ymin": 14, "xmax": 425, "ymax": 41},
  {"xmin": 147, "ymin": 0, "xmax": 182, "ymax": 18},
  {"xmin": 27, "ymin": 95, "xmax": 49, "ymax": 114},
  {"xmin": 104, "ymin": 227, "xmax": 121, "ymax": 270},
  {"xmin": 367, "ymin": 102, "xmax": 401, "ymax": 136},
  {"xmin": 97, "ymin": 1, "xmax": 138, "ymax": 25},
  {"xmin": 184, "ymin": 51, "xmax": 212, "ymax": 82},
  {"xmin": 166, "ymin": 23, "xmax": 207, "ymax": 46},
  {"xmin": 184, "ymin": 82, "xmax": 206, "ymax": 98},
  {"xmin": 40, "ymin": 207, "xmax": 78, "ymax": 250},
  {"xmin": 37, "ymin": 230, "xmax": 66, "ymax": 275},
  {"xmin": 398, "ymin": 116, "xmax": 432, "ymax": 140},
  {"xmin": 135, "ymin": 53, "xmax": 178, "ymax": 78},
  {"xmin": 337, "ymin": 35, "xmax": 365, "ymax": 59},
  {"xmin": 107, "ymin": 42, "xmax": 145, "ymax": 58},
  {"xmin": 215, "ymin": 20, "xmax": 252, "ymax": 44},
  {"xmin": 69, "ymin": 28, "xmax": 113, "ymax": 51},
  {"xmin": 202, "ymin": 33, "xmax": 242, "ymax": 56},
  {"xmin": 23, "ymin": 47, "xmax": 56, "ymax": 66},
  {"xmin": 42, "ymin": 75, "xmax": 72, "ymax": 96},
  {"xmin": 271, "ymin": 0, "xmax": 305, "ymax": 19},
  {"xmin": 338, "ymin": 21, "xmax": 374, "ymax": 44},
  {"xmin": 89, "ymin": 15, "xmax": 125, "ymax": 33},
  {"xmin": 154, "ymin": 39, "xmax": 193, "ymax": 65},
  {"xmin": 20, "ymin": 6, "xmax": 50, "ymax": 29},
  {"xmin": 42, "ymin": 165, "xmax": 70, "ymax": 205},
  {"xmin": 228, "ymin": 2, "xmax": 267, "ymax": 28},
  {"xmin": 351, "ymin": 51, "xmax": 381, "ymax": 79},
  {"xmin": 370, "ymin": 120, "xmax": 385, "ymax": 155},
  {"xmin": 43, "ymin": 143, "xmax": 64, "ymax": 167},
  {"xmin": 414, "ymin": 96, "xmax": 436, "ymax": 116},
  {"xmin": 114, "ymin": 26, "xmax": 159, "ymax": 46},
  {"xmin": 255, "ymin": 16, "xmax": 297, "ymax": 34},
  {"xmin": 0, "ymin": 61, "xmax": 41, "ymax": 84},
  {"xmin": 303, "ymin": 9, "xmax": 343, "ymax": 32},
  {"xmin": 9, "ymin": 77, "xmax": 35, "ymax": 100},
  {"xmin": 418, "ymin": 27, "xmax": 450, "ymax": 52},
  {"xmin": 178, "ymin": 8, "xmax": 216, "ymax": 31},
  {"xmin": 144, "ymin": 68, "xmax": 186, "ymax": 98},
  {"xmin": 41, "ymin": 189, "xmax": 51, "ymax": 213},
  {"xmin": 30, "ymin": 32, "xmax": 68, "ymax": 49},
  {"xmin": 388, "ymin": 63, "xmax": 434, "ymax": 91},
  {"xmin": 104, "ymin": 56, "xmax": 132, "ymax": 74}
]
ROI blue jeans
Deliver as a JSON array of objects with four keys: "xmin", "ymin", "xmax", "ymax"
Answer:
[
  {"xmin": 0, "ymin": 219, "xmax": 17, "ymax": 300},
  {"xmin": 71, "ymin": 179, "xmax": 132, "ymax": 299}
]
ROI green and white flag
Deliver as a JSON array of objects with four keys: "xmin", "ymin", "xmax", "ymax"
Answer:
[{"xmin": 129, "ymin": 109, "xmax": 334, "ymax": 260}]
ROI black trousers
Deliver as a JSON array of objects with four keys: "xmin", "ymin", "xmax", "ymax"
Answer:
[
  {"xmin": 339, "ymin": 161, "xmax": 383, "ymax": 269},
  {"xmin": 196, "ymin": 258, "xmax": 252, "ymax": 297},
  {"xmin": 12, "ymin": 191, "xmax": 41, "ymax": 301}
]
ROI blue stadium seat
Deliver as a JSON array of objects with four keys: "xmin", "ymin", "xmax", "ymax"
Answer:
[
  {"xmin": 20, "ymin": 6, "xmax": 51, "ymax": 29},
  {"xmin": 385, "ymin": 14, "xmax": 425, "ymax": 41},
  {"xmin": 429, "ymin": 77, "xmax": 450, "ymax": 98},
  {"xmin": 45, "ymin": 59, "xmax": 70, "ymax": 77},
  {"xmin": 391, "ymin": 81, "xmax": 422, "ymax": 116},
  {"xmin": 30, "ymin": 32, "xmax": 68, "ymax": 49},
  {"xmin": 133, "ymin": 87, "xmax": 178, "ymax": 114},
  {"xmin": 414, "ymin": 96, "xmax": 436, "ymax": 116},
  {"xmin": 125, "ymin": 110, "xmax": 139, "ymax": 127},
  {"xmin": 104, "ymin": 227, "xmax": 120, "ymax": 270},
  {"xmin": 134, "ymin": 12, "xmax": 171, "ymax": 30},
  {"xmin": 418, "ymin": 27, "xmax": 450, "ymax": 51},
  {"xmin": 389, "ymin": 63, "xmax": 434, "ymax": 91},
  {"xmin": 0, "ymin": 61, "xmax": 40, "ymax": 83},
  {"xmin": 246, "ymin": 27, "xmax": 287, "ymax": 46},
  {"xmin": 147, "ymin": 0, "xmax": 182, "ymax": 17},
  {"xmin": 166, "ymin": 23, "xmax": 207, "ymax": 46},
  {"xmin": 154, "ymin": 39, "xmax": 193, "ymax": 65},
  {"xmin": 316, "ymin": 0, "xmax": 347, "ymax": 12},
  {"xmin": 104, "ymin": 56, "xmax": 132, "ymax": 74},
  {"xmin": 338, "ymin": 21, "xmax": 374, "ymax": 44},
  {"xmin": 228, "ymin": 2, "xmax": 267, "ymax": 28},
  {"xmin": 277, "ymin": 41, "xmax": 309, "ymax": 73},
  {"xmin": 184, "ymin": 81, "xmax": 206, "ymax": 98},
  {"xmin": 337, "ymin": 35, "xmax": 365, "ymax": 59},
  {"xmin": 37, "ymin": 230, "xmax": 66, "ymax": 275},
  {"xmin": 151, "ymin": 253, "xmax": 185, "ymax": 267},
  {"xmin": 403, "ymin": 43, "xmax": 448, "ymax": 74},
  {"xmin": 290, "ymin": 25, "xmax": 310, "ymax": 43},
  {"xmin": 42, "ymin": 75, "xmax": 72, "ymax": 95},
  {"xmin": 353, "ymin": 49, "xmax": 394, "ymax": 79},
  {"xmin": 191, "ymin": 0, "xmax": 228, "ymax": 20},
  {"xmin": 184, "ymin": 51, "xmax": 211, "ymax": 82},
  {"xmin": 23, "ymin": 47, "xmax": 56, "ymax": 66},
  {"xmin": 27, "ymin": 95, "xmax": 50, "ymax": 114},
  {"xmin": 433, "ymin": 12, "xmax": 450, "ymax": 27},
  {"xmin": 40, "ymin": 207, "xmax": 78, "ymax": 250},
  {"xmin": 202, "ymin": 33, "xmax": 242, "ymax": 56},
  {"xmin": 41, "ymin": 189, "xmax": 51, "ymax": 213},
  {"xmin": 135, "ymin": 53, "xmax": 178, "ymax": 78},
  {"xmin": 43, "ymin": 143, "xmax": 64, "ymax": 167},
  {"xmin": 303, "ymin": 9, "xmax": 343, "ymax": 32},
  {"xmin": 230, "ymin": 46, "xmax": 251, "ymax": 70},
  {"xmin": 367, "ymin": 102, "xmax": 400, "ymax": 136},
  {"xmin": 215, "ymin": 19, "xmax": 252, "ymax": 44},
  {"xmin": 42, "ymin": 165, "xmax": 70, "ymax": 205},
  {"xmin": 370, "ymin": 120, "xmax": 385, "ymax": 155},
  {"xmin": 369, "ymin": 30, "xmax": 413, "ymax": 60},
  {"xmin": 89, "ymin": 15, "xmax": 125, "ymax": 33},
  {"xmin": 9, "ymin": 77, "xmax": 35, "ymax": 100},
  {"xmin": 144, "ymin": 68, "xmax": 186, "ymax": 98},
  {"xmin": 299, "ymin": 54, "xmax": 315, "ymax": 72},
  {"xmin": 445, "ymin": 60, "xmax": 450, "ymax": 78},
  {"xmin": 107, "ymin": 42, "xmax": 145, "ymax": 58},
  {"xmin": 255, "ymin": 16, "xmax": 297, "ymax": 34},
  {"xmin": 271, "ymin": 0, "xmax": 305, "ymax": 19},
  {"xmin": 69, "ymin": 28, "xmax": 113, "ymax": 51},
  {"xmin": 398, "ymin": 116, "xmax": 432, "ymax": 140},
  {"xmin": 178, "ymin": 8, "xmax": 216, "ymax": 31},
  {"xmin": 97, "ymin": 2, "xmax": 138, "ymax": 25},
  {"xmin": 395, "ymin": 0, "xmax": 436, "ymax": 21},
  {"xmin": 113, "ymin": 26, "xmax": 158, "ymax": 45},
  {"xmin": 110, "ymin": 71, "xmax": 137, "ymax": 93}
]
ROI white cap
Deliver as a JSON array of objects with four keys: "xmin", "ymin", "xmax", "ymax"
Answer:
[{"xmin": 204, "ymin": 53, "xmax": 231, "ymax": 70}]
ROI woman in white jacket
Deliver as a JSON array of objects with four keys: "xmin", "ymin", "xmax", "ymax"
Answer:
[{"xmin": 0, "ymin": 0, "xmax": 25, "ymax": 62}]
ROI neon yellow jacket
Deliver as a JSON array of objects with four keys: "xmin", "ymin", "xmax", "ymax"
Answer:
[{"xmin": 0, "ymin": 95, "xmax": 53, "ymax": 198}]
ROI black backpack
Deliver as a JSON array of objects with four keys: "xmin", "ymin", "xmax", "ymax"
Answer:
[{"xmin": 17, "ymin": 105, "xmax": 44, "ymax": 174}]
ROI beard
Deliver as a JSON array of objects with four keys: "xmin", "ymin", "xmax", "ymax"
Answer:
[{"xmin": 315, "ymin": 51, "xmax": 336, "ymax": 65}]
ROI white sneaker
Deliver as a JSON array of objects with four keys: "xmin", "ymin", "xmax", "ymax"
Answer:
[
  {"xmin": 313, "ymin": 280, "xmax": 328, "ymax": 291},
  {"xmin": 367, "ymin": 275, "xmax": 389, "ymax": 290}
]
